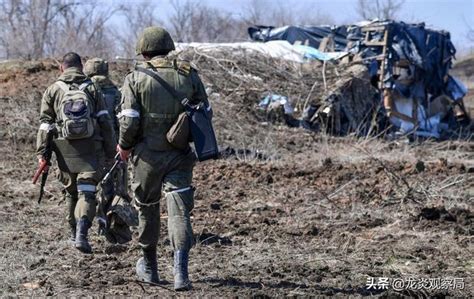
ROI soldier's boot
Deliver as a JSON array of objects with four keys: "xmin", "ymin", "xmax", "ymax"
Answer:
[
  {"xmin": 136, "ymin": 248, "xmax": 159, "ymax": 284},
  {"xmin": 68, "ymin": 224, "xmax": 76, "ymax": 243},
  {"xmin": 66, "ymin": 193, "xmax": 78, "ymax": 243},
  {"xmin": 75, "ymin": 217, "xmax": 92, "ymax": 254},
  {"xmin": 173, "ymin": 250, "xmax": 192, "ymax": 291}
]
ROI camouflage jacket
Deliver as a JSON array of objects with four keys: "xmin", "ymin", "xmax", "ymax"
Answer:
[
  {"xmin": 118, "ymin": 56, "xmax": 209, "ymax": 151},
  {"xmin": 36, "ymin": 67, "xmax": 117, "ymax": 159}
]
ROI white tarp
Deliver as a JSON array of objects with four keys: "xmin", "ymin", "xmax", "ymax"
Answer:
[
  {"xmin": 176, "ymin": 41, "xmax": 306, "ymax": 62},
  {"xmin": 390, "ymin": 97, "xmax": 442, "ymax": 138}
]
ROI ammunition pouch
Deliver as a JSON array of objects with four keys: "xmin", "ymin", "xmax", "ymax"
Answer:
[{"xmin": 166, "ymin": 111, "xmax": 191, "ymax": 150}]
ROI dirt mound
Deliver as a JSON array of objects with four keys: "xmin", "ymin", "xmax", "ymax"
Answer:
[{"xmin": 0, "ymin": 57, "xmax": 473, "ymax": 296}]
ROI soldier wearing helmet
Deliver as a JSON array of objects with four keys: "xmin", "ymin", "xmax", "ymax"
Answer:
[
  {"xmin": 117, "ymin": 26, "xmax": 211, "ymax": 291},
  {"xmin": 84, "ymin": 57, "xmax": 130, "ymax": 243},
  {"xmin": 84, "ymin": 58, "xmax": 120, "ymax": 133}
]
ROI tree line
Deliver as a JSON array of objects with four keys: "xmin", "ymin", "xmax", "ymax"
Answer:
[{"xmin": 0, "ymin": 0, "xmax": 408, "ymax": 60}]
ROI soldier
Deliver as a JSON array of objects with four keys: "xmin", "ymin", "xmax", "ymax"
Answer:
[
  {"xmin": 83, "ymin": 58, "xmax": 127, "ymax": 239},
  {"xmin": 36, "ymin": 52, "xmax": 116, "ymax": 253},
  {"xmin": 117, "ymin": 26, "xmax": 210, "ymax": 291},
  {"xmin": 84, "ymin": 58, "xmax": 121, "ymax": 134}
]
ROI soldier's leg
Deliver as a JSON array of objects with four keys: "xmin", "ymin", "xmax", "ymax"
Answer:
[
  {"xmin": 58, "ymin": 171, "xmax": 78, "ymax": 242},
  {"xmin": 163, "ymin": 168, "xmax": 194, "ymax": 291},
  {"xmin": 132, "ymin": 154, "xmax": 164, "ymax": 284},
  {"xmin": 73, "ymin": 169, "xmax": 101, "ymax": 254}
]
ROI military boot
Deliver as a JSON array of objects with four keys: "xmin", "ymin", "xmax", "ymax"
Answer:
[
  {"xmin": 136, "ymin": 248, "xmax": 159, "ymax": 284},
  {"xmin": 65, "ymin": 193, "xmax": 78, "ymax": 243},
  {"xmin": 173, "ymin": 250, "xmax": 192, "ymax": 291},
  {"xmin": 68, "ymin": 224, "xmax": 76, "ymax": 243},
  {"xmin": 75, "ymin": 217, "xmax": 92, "ymax": 254}
]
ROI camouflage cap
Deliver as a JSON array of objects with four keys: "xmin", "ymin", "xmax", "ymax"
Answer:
[
  {"xmin": 84, "ymin": 57, "xmax": 109, "ymax": 77},
  {"xmin": 135, "ymin": 26, "xmax": 175, "ymax": 55}
]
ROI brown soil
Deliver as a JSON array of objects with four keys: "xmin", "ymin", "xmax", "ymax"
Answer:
[{"xmin": 0, "ymin": 59, "xmax": 472, "ymax": 297}]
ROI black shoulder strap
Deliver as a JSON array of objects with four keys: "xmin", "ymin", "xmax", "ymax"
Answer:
[{"xmin": 135, "ymin": 66, "xmax": 190, "ymax": 107}]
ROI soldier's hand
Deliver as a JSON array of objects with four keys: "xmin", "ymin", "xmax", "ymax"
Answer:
[
  {"xmin": 117, "ymin": 144, "xmax": 131, "ymax": 162},
  {"xmin": 37, "ymin": 157, "xmax": 49, "ymax": 172}
]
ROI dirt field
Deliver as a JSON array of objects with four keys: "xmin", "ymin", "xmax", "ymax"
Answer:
[{"xmin": 1, "ymin": 59, "xmax": 473, "ymax": 297}]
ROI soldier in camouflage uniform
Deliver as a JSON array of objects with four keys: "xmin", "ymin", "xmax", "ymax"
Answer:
[
  {"xmin": 84, "ymin": 58, "xmax": 128, "ymax": 240},
  {"xmin": 117, "ymin": 27, "xmax": 210, "ymax": 291},
  {"xmin": 36, "ymin": 52, "xmax": 116, "ymax": 253},
  {"xmin": 84, "ymin": 58, "xmax": 121, "ymax": 133}
]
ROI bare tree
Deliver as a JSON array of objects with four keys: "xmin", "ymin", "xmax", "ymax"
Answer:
[
  {"xmin": 0, "ymin": 0, "xmax": 78, "ymax": 59},
  {"xmin": 52, "ymin": 2, "xmax": 124, "ymax": 58},
  {"xmin": 356, "ymin": 0, "xmax": 405, "ymax": 20},
  {"xmin": 465, "ymin": 18, "xmax": 474, "ymax": 43},
  {"xmin": 114, "ymin": 1, "xmax": 162, "ymax": 57},
  {"xmin": 243, "ymin": 0, "xmax": 334, "ymax": 27},
  {"xmin": 244, "ymin": 0, "xmax": 265, "ymax": 26},
  {"xmin": 169, "ymin": 0, "xmax": 194, "ymax": 42},
  {"xmin": 468, "ymin": 28, "xmax": 474, "ymax": 43},
  {"xmin": 168, "ymin": 0, "xmax": 247, "ymax": 43},
  {"xmin": 0, "ymin": 0, "xmax": 123, "ymax": 59},
  {"xmin": 243, "ymin": 0, "xmax": 296, "ymax": 27}
]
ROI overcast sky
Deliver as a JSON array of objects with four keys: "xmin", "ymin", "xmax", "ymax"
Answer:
[{"xmin": 110, "ymin": 0, "xmax": 474, "ymax": 54}]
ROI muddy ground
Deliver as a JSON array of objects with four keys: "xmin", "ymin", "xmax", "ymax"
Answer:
[{"xmin": 0, "ymin": 59, "xmax": 473, "ymax": 297}]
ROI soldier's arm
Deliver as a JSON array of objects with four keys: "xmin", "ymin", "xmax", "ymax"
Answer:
[
  {"xmin": 118, "ymin": 73, "xmax": 141, "ymax": 150},
  {"xmin": 92, "ymin": 84, "xmax": 117, "ymax": 159},
  {"xmin": 190, "ymin": 69, "xmax": 212, "ymax": 119},
  {"xmin": 36, "ymin": 86, "xmax": 57, "ymax": 157}
]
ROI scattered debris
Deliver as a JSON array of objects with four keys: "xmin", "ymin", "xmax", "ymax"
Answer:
[{"xmin": 175, "ymin": 20, "xmax": 470, "ymax": 141}]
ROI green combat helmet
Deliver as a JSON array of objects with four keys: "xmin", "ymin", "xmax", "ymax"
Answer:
[
  {"xmin": 135, "ymin": 26, "xmax": 175, "ymax": 55},
  {"xmin": 84, "ymin": 57, "xmax": 109, "ymax": 77}
]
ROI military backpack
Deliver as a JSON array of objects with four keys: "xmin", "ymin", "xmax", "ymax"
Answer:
[
  {"xmin": 55, "ymin": 81, "xmax": 95, "ymax": 140},
  {"xmin": 98, "ymin": 86, "xmax": 119, "ymax": 117}
]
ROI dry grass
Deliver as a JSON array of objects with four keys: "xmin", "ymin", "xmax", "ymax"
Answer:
[{"xmin": 0, "ymin": 57, "xmax": 473, "ymax": 296}]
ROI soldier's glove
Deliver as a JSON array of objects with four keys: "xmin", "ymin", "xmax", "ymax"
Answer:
[{"xmin": 117, "ymin": 144, "xmax": 131, "ymax": 162}]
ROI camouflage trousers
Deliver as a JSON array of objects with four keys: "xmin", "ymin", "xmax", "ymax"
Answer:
[
  {"xmin": 131, "ymin": 144, "xmax": 196, "ymax": 251},
  {"xmin": 59, "ymin": 165, "xmax": 105, "ymax": 228}
]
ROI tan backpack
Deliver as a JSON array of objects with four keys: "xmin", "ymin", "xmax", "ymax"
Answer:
[{"xmin": 56, "ymin": 81, "xmax": 95, "ymax": 140}]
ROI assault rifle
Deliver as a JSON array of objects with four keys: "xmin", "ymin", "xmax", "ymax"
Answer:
[
  {"xmin": 32, "ymin": 127, "xmax": 56, "ymax": 204},
  {"xmin": 101, "ymin": 153, "xmax": 121, "ymax": 185},
  {"xmin": 98, "ymin": 152, "xmax": 123, "ymax": 236}
]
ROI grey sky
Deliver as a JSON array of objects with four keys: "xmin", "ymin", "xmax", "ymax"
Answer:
[{"xmin": 107, "ymin": 0, "xmax": 474, "ymax": 54}]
